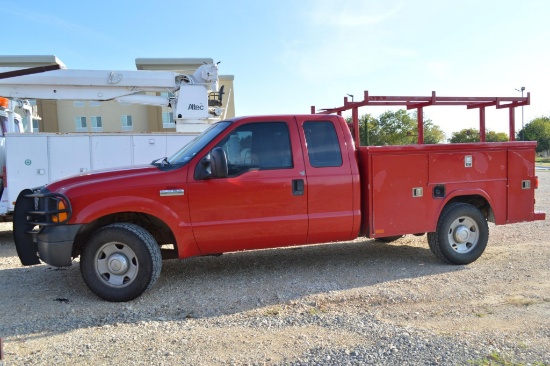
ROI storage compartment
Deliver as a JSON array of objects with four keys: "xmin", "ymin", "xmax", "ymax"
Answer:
[
  {"xmin": 369, "ymin": 153, "xmax": 429, "ymax": 237},
  {"xmin": 507, "ymin": 148, "xmax": 536, "ymax": 223}
]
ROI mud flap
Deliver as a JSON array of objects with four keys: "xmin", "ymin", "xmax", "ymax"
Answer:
[{"xmin": 13, "ymin": 189, "xmax": 40, "ymax": 265}]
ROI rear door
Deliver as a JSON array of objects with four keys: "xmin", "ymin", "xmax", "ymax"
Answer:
[
  {"xmin": 187, "ymin": 117, "xmax": 308, "ymax": 254},
  {"xmin": 296, "ymin": 116, "xmax": 358, "ymax": 243}
]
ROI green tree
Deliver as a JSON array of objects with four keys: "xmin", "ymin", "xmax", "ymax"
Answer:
[
  {"xmin": 424, "ymin": 122, "xmax": 446, "ymax": 144},
  {"xmin": 355, "ymin": 113, "xmax": 380, "ymax": 146},
  {"xmin": 418, "ymin": 117, "xmax": 446, "ymax": 144},
  {"xmin": 376, "ymin": 109, "xmax": 417, "ymax": 145},
  {"xmin": 518, "ymin": 116, "xmax": 550, "ymax": 153},
  {"xmin": 348, "ymin": 109, "xmax": 445, "ymax": 146},
  {"xmin": 449, "ymin": 129, "xmax": 480, "ymax": 143},
  {"xmin": 449, "ymin": 129, "xmax": 509, "ymax": 143},
  {"xmin": 485, "ymin": 130, "xmax": 509, "ymax": 142}
]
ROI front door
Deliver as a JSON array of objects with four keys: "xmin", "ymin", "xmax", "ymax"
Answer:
[{"xmin": 187, "ymin": 118, "xmax": 308, "ymax": 254}]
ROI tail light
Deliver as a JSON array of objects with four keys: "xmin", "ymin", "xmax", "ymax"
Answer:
[{"xmin": 534, "ymin": 176, "xmax": 539, "ymax": 189}]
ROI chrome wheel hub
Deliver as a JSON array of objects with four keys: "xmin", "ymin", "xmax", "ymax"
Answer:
[
  {"xmin": 453, "ymin": 225, "xmax": 471, "ymax": 243},
  {"xmin": 107, "ymin": 253, "xmax": 129, "ymax": 275},
  {"xmin": 95, "ymin": 242, "xmax": 139, "ymax": 287},
  {"xmin": 448, "ymin": 216, "xmax": 479, "ymax": 253}
]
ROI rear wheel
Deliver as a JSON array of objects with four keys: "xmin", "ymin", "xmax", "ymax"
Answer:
[
  {"xmin": 81, "ymin": 223, "xmax": 162, "ymax": 302},
  {"xmin": 428, "ymin": 203, "xmax": 488, "ymax": 264}
]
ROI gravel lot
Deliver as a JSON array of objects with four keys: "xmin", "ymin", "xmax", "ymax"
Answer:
[{"xmin": 1, "ymin": 172, "xmax": 548, "ymax": 365}]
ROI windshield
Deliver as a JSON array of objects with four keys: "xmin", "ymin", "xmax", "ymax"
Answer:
[{"xmin": 166, "ymin": 121, "xmax": 231, "ymax": 165}]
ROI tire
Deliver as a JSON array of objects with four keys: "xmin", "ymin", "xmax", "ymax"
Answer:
[
  {"xmin": 80, "ymin": 223, "xmax": 162, "ymax": 302},
  {"xmin": 428, "ymin": 203, "xmax": 488, "ymax": 265},
  {"xmin": 376, "ymin": 235, "xmax": 404, "ymax": 243}
]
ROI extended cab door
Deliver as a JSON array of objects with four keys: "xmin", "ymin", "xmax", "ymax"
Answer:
[
  {"xmin": 296, "ymin": 116, "xmax": 360, "ymax": 243},
  {"xmin": 187, "ymin": 117, "xmax": 308, "ymax": 254}
]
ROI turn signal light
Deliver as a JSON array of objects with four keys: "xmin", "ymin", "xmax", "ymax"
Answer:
[
  {"xmin": 52, "ymin": 200, "xmax": 68, "ymax": 223},
  {"xmin": 534, "ymin": 176, "xmax": 539, "ymax": 189}
]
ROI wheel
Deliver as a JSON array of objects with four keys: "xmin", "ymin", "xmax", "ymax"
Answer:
[
  {"xmin": 376, "ymin": 235, "xmax": 404, "ymax": 243},
  {"xmin": 428, "ymin": 203, "xmax": 488, "ymax": 264},
  {"xmin": 80, "ymin": 223, "xmax": 162, "ymax": 302}
]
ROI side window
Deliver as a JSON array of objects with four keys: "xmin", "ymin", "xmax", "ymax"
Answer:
[
  {"xmin": 303, "ymin": 121, "xmax": 343, "ymax": 167},
  {"xmin": 215, "ymin": 122, "xmax": 293, "ymax": 176}
]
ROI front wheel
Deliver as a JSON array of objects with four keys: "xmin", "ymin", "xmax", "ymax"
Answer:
[
  {"xmin": 81, "ymin": 223, "xmax": 162, "ymax": 302},
  {"xmin": 428, "ymin": 203, "xmax": 488, "ymax": 265}
]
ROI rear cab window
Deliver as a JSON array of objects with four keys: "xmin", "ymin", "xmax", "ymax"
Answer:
[{"xmin": 303, "ymin": 121, "xmax": 343, "ymax": 167}]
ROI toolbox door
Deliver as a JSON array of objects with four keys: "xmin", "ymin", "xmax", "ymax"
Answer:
[
  {"xmin": 507, "ymin": 149, "xmax": 536, "ymax": 223},
  {"xmin": 370, "ymin": 153, "xmax": 429, "ymax": 237}
]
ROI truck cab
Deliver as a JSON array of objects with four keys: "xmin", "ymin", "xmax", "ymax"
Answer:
[{"xmin": 184, "ymin": 115, "xmax": 360, "ymax": 253}]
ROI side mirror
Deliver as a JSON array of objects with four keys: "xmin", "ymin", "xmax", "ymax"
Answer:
[
  {"xmin": 194, "ymin": 147, "xmax": 228, "ymax": 180},
  {"xmin": 210, "ymin": 147, "xmax": 228, "ymax": 178}
]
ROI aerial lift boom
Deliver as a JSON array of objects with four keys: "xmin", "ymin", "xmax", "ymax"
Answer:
[{"xmin": 0, "ymin": 61, "xmax": 223, "ymax": 133}]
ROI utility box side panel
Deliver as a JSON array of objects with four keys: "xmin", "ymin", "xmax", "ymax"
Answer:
[
  {"xmin": 507, "ymin": 148, "xmax": 536, "ymax": 223},
  {"xmin": 1, "ymin": 133, "xmax": 200, "ymax": 215},
  {"xmin": 370, "ymin": 153, "xmax": 429, "ymax": 237},
  {"xmin": 5, "ymin": 135, "xmax": 49, "ymax": 210},
  {"xmin": 48, "ymin": 136, "xmax": 91, "ymax": 182},
  {"xmin": 428, "ymin": 149, "xmax": 508, "ymax": 225},
  {"xmin": 90, "ymin": 136, "xmax": 133, "ymax": 170},
  {"xmin": 133, "ymin": 135, "xmax": 167, "ymax": 165},
  {"xmin": 428, "ymin": 150, "xmax": 507, "ymax": 183}
]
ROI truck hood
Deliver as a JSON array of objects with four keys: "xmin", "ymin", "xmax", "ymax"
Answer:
[{"xmin": 46, "ymin": 165, "xmax": 166, "ymax": 195}]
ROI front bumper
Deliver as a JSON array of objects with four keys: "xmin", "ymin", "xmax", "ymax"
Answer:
[
  {"xmin": 35, "ymin": 224, "xmax": 83, "ymax": 267},
  {"xmin": 13, "ymin": 188, "xmax": 80, "ymax": 267}
]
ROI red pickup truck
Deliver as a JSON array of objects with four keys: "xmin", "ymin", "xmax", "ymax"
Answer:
[{"xmin": 13, "ymin": 114, "xmax": 545, "ymax": 301}]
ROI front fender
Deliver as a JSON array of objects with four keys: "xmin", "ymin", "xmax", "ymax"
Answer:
[
  {"xmin": 74, "ymin": 196, "xmax": 180, "ymax": 223},
  {"xmin": 72, "ymin": 195, "xmax": 198, "ymax": 257}
]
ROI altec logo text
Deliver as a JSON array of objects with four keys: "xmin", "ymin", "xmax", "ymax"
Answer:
[{"xmin": 188, "ymin": 104, "xmax": 204, "ymax": 110}]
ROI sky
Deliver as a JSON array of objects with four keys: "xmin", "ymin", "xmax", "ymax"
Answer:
[{"xmin": 4, "ymin": 0, "xmax": 550, "ymax": 138}]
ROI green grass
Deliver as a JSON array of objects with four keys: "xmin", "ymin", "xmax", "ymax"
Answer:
[
  {"xmin": 469, "ymin": 352, "xmax": 547, "ymax": 366},
  {"xmin": 535, "ymin": 157, "xmax": 550, "ymax": 166}
]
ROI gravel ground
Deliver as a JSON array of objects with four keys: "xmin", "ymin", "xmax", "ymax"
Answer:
[{"xmin": 0, "ymin": 172, "xmax": 549, "ymax": 365}]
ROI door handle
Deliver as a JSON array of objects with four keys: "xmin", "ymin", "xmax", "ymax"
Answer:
[{"xmin": 292, "ymin": 179, "xmax": 304, "ymax": 196}]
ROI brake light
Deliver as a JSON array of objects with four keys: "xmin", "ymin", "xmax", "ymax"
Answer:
[
  {"xmin": 52, "ymin": 199, "xmax": 68, "ymax": 223},
  {"xmin": 534, "ymin": 176, "xmax": 539, "ymax": 189}
]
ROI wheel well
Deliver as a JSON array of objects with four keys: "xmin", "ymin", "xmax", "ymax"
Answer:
[
  {"xmin": 72, "ymin": 212, "xmax": 177, "ymax": 258},
  {"xmin": 446, "ymin": 195, "xmax": 495, "ymax": 223}
]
